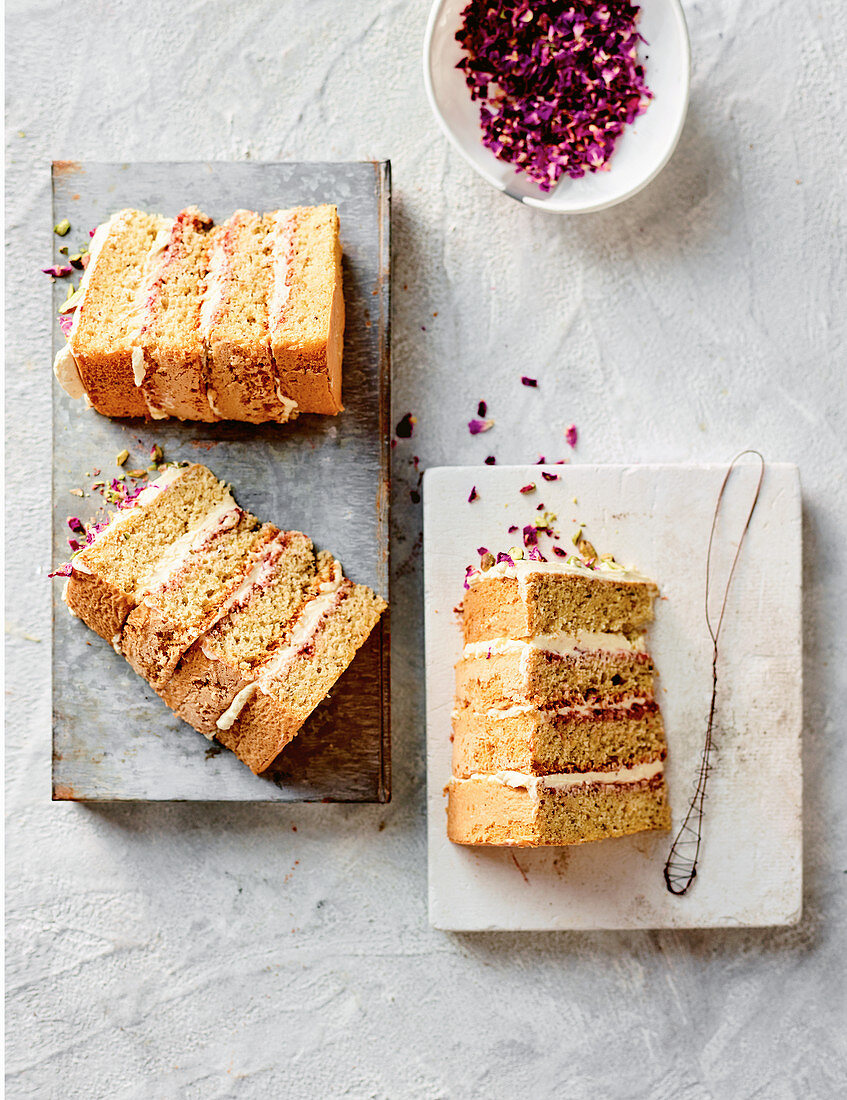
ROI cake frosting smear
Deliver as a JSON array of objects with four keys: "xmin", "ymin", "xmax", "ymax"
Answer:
[{"xmin": 447, "ymin": 553, "xmax": 671, "ymax": 847}]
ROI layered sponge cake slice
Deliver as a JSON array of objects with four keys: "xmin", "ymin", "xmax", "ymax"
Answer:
[
  {"xmin": 53, "ymin": 209, "xmax": 172, "ymax": 418},
  {"xmin": 131, "ymin": 206, "xmax": 218, "ymax": 422},
  {"xmin": 268, "ymin": 205, "xmax": 344, "ymax": 416},
  {"xmin": 202, "ymin": 210, "xmax": 299, "ymax": 423},
  {"xmin": 57, "ymin": 463, "xmax": 386, "ymax": 773},
  {"xmin": 54, "ymin": 204, "xmax": 345, "ymax": 422},
  {"xmin": 160, "ymin": 545, "xmax": 384, "ymax": 773},
  {"xmin": 447, "ymin": 555, "xmax": 670, "ymax": 847}
]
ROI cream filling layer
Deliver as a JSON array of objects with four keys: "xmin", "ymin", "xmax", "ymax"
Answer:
[
  {"xmin": 467, "ymin": 556, "xmax": 655, "ymax": 594},
  {"xmin": 452, "ymin": 697, "xmax": 653, "ymax": 721},
  {"xmin": 462, "ymin": 632, "xmax": 646, "ymax": 661},
  {"xmin": 452, "ymin": 759, "xmax": 664, "ymax": 800},
  {"xmin": 267, "ymin": 211, "xmax": 295, "ymax": 330},
  {"xmin": 127, "ymin": 220, "xmax": 178, "ymax": 419},
  {"xmin": 215, "ymin": 562, "xmax": 344, "ymax": 732},
  {"xmin": 52, "ymin": 211, "xmax": 119, "ymax": 399},
  {"xmin": 134, "ymin": 495, "xmax": 239, "ymax": 598}
]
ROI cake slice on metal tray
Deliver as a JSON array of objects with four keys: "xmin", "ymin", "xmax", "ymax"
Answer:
[
  {"xmin": 130, "ymin": 205, "xmax": 219, "ymax": 421},
  {"xmin": 53, "ymin": 204, "xmax": 345, "ymax": 423},
  {"xmin": 53, "ymin": 462, "xmax": 386, "ymax": 774},
  {"xmin": 267, "ymin": 204, "xmax": 345, "ymax": 416},
  {"xmin": 201, "ymin": 209, "xmax": 300, "ymax": 423},
  {"xmin": 53, "ymin": 208, "xmax": 172, "ymax": 418},
  {"xmin": 447, "ymin": 551, "xmax": 670, "ymax": 847}
]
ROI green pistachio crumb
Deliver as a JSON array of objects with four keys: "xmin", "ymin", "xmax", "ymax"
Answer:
[
  {"xmin": 115, "ymin": 449, "xmax": 129, "ymax": 466},
  {"xmin": 69, "ymin": 488, "xmax": 84, "ymax": 497},
  {"xmin": 150, "ymin": 444, "xmax": 164, "ymax": 463},
  {"xmin": 54, "ymin": 219, "xmax": 71, "ymax": 237}
]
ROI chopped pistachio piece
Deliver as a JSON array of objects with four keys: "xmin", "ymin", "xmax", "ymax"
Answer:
[
  {"xmin": 150, "ymin": 444, "xmax": 164, "ymax": 463},
  {"xmin": 58, "ymin": 286, "xmax": 83, "ymax": 314},
  {"xmin": 577, "ymin": 537, "xmax": 597, "ymax": 560},
  {"xmin": 54, "ymin": 218, "xmax": 71, "ymax": 237},
  {"xmin": 480, "ymin": 552, "xmax": 495, "ymax": 571},
  {"xmin": 115, "ymin": 449, "xmax": 129, "ymax": 466},
  {"xmin": 126, "ymin": 469, "xmax": 147, "ymax": 479},
  {"xmin": 69, "ymin": 488, "xmax": 84, "ymax": 497}
]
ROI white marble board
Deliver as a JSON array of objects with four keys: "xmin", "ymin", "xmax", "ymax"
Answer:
[{"xmin": 424, "ymin": 463, "xmax": 802, "ymax": 930}]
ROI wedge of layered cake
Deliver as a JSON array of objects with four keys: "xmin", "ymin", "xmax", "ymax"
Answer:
[
  {"xmin": 53, "ymin": 204, "xmax": 344, "ymax": 422},
  {"xmin": 58, "ymin": 463, "xmax": 385, "ymax": 773},
  {"xmin": 447, "ymin": 556, "xmax": 670, "ymax": 846}
]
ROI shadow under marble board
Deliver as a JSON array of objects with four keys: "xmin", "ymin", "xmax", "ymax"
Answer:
[{"xmin": 51, "ymin": 161, "xmax": 390, "ymax": 802}]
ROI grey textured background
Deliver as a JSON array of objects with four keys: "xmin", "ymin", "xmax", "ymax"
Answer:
[{"xmin": 5, "ymin": 1, "xmax": 846, "ymax": 1097}]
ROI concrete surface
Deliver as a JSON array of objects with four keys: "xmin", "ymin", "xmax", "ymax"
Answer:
[{"xmin": 5, "ymin": 1, "xmax": 846, "ymax": 1096}]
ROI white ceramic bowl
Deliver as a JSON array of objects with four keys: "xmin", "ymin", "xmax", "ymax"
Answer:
[{"xmin": 423, "ymin": 0, "xmax": 691, "ymax": 213}]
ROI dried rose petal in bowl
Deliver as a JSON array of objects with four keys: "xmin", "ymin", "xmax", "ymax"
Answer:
[
  {"xmin": 424, "ymin": 0, "xmax": 690, "ymax": 212},
  {"xmin": 456, "ymin": 0, "xmax": 652, "ymax": 192}
]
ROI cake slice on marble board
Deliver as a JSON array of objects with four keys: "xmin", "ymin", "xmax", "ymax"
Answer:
[
  {"xmin": 54, "ymin": 462, "xmax": 386, "ymax": 774},
  {"xmin": 446, "ymin": 553, "xmax": 671, "ymax": 847}
]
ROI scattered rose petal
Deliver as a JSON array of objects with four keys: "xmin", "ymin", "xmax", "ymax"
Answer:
[
  {"xmin": 484, "ymin": 455, "xmax": 496, "ymax": 465},
  {"xmin": 48, "ymin": 563, "xmax": 73, "ymax": 578},
  {"xmin": 507, "ymin": 524, "xmax": 518, "ymax": 533},
  {"xmin": 468, "ymin": 486, "xmax": 479, "ymax": 502},
  {"xmin": 396, "ymin": 413, "xmax": 416, "ymax": 438},
  {"xmin": 477, "ymin": 400, "xmax": 487, "ymax": 417},
  {"xmin": 495, "ymin": 552, "xmax": 515, "ymax": 566},
  {"xmin": 59, "ymin": 314, "xmax": 74, "ymax": 337},
  {"xmin": 468, "ymin": 418, "xmax": 494, "ymax": 435},
  {"xmin": 463, "ymin": 565, "xmax": 475, "ymax": 590},
  {"xmin": 541, "ymin": 471, "xmax": 559, "ymax": 482},
  {"xmin": 521, "ymin": 376, "xmax": 537, "ymax": 387},
  {"xmin": 519, "ymin": 483, "xmax": 535, "ymax": 494},
  {"xmin": 522, "ymin": 524, "xmax": 538, "ymax": 547},
  {"xmin": 42, "ymin": 264, "xmax": 73, "ymax": 278},
  {"xmin": 553, "ymin": 546, "xmax": 568, "ymax": 557},
  {"xmin": 565, "ymin": 424, "xmax": 578, "ymax": 448},
  {"xmin": 477, "ymin": 547, "xmax": 489, "ymax": 556},
  {"xmin": 528, "ymin": 545, "xmax": 547, "ymax": 562}
]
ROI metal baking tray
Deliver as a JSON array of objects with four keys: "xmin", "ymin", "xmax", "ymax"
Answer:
[{"xmin": 51, "ymin": 161, "xmax": 390, "ymax": 802}]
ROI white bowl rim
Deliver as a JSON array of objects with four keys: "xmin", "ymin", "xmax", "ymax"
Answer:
[{"xmin": 422, "ymin": 0, "xmax": 692, "ymax": 214}]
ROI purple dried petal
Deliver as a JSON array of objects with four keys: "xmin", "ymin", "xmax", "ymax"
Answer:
[
  {"xmin": 455, "ymin": 0, "xmax": 652, "ymax": 190},
  {"xmin": 468, "ymin": 418, "xmax": 494, "ymax": 435},
  {"xmin": 477, "ymin": 400, "xmax": 487, "ymax": 417},
  {"xmin": 519, "ymin": 483, "xmax": 535, "ymax": 494},
  {"xmin": 484, "ymin": 455, "xmax": 496, "ymax": 465},
  {"xmin": 541, "ymin": 471, "xmax": 559, "ymax": 482},
  {"xmin": 552, "ymin": 546, "xmax": 568, "ymax": 558},
  {"xmin": 522, "ymin": 524, "xmax": 538, "ymax": 547},
  {"xmin": 507, "ymin": 524, "xmax": 518, "ymax": 534},
  {"xmin": 477, "ymin": 546, "xmax": 489, "ymax": 556},
  {"xmin": 565, "ymin": 423, "xmax": 578, "ymax": 448},
  {"xmin": 48, "ymin": 563, "xmax": 73, "ymax": 578},
  {"xmin": 67, "ymin": 516, "xmax": 83, "ymax": 531},
  {"xmin": 495, "ymin": 552, "xmax": 515, "ymax": 566},
  {"xmin": 521, "ymin": 376, "xmax": 538, "ymax": 387},
  {"xmin": 468, "ymin": 485, "xmax": 479, "ymax": 502},
  {"xmin": 395, "ymin": 412, "xmax": 416, "ymax": 439},
  {"xmin": 463, "ymin": 565, "xmax": 476, "ymax": 590},
  {"xmin": 528, "ymin": 545, "xmax": 547, "ymax": 562},
  {"xmin": 59, "ymin": 314, "xmax": 74, "ymax": 336},
  {"xmin": 42, "ymin": 264, "xmax": 73, "ymax": 278}
]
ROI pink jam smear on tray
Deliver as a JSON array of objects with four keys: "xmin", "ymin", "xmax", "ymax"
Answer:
[{"xmin": 456, "ymin": 0, "xmax": 653, "ymax": 191}]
